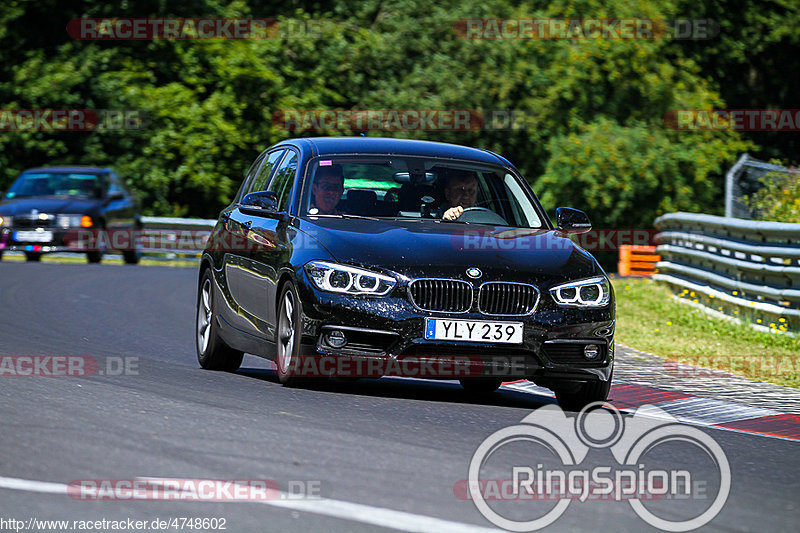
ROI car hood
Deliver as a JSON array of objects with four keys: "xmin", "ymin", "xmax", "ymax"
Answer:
[
  {"xmin": 298, "ymin": 217, "xmax": 602, "ymax": 283},
  {"xmin": 0, "ymin": 197, "xmax": 102, "ymax": 216}
]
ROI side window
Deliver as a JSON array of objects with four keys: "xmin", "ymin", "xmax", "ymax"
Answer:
[
  {"xmin": 236, "ymin": 151, "xmax": 267, "ymax": 202},
  {"xmin": 248, "ymin": 149, "xmax": 286, "ymax": 195},
  {"xmin": 106, "ymin": 175, "xmax": 124, "ymax": 198},
  {"xmin": 268, "ymin": 151, "xmax": 299, "ymax": 212}
]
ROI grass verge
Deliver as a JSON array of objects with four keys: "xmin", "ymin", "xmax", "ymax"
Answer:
[
  {"xmin": 0, "ymin": 252, "xmax": 198, "ymax": 268},
  {"xmin": 612, "ymin": 277, "xmax": 800, "ymax": 388}
]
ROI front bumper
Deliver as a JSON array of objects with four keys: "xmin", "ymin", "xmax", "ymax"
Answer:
[
  {"xmin": 293, "ymin": 272, "xmax": 615, "ymax": 384},
  {"xmin": 0, "ymin": 226, "xmax": 111, "ymax": 254},
  {"xmin": 0, "ymin": 227, "xmax": 71, "ymax": 253}
]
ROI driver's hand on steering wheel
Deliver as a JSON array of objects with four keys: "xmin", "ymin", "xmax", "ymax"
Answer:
[{"xmin": 443, "ymin": 206, "xmax": 464, "ymax": 221}]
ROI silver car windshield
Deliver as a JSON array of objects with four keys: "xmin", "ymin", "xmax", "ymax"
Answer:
[{"xmin": 5, "ymin": 172, "xmax": 106, "ymax": 199}]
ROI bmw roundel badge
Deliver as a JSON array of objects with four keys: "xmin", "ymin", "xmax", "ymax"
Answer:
[{"xmin": 466, "ymin": 267, "xmax": 482, "ymax": 279}]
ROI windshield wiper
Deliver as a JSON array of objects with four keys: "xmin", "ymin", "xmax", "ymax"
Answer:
[{"xmin": 309, "ymin": 213, "xmax": 381, "ymax": 221}]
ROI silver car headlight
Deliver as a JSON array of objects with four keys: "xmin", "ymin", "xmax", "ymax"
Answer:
[
  {"xmin": 550, "ymin": 276, "xmax": 611, "ymax": 307},
  {"xmin": 56, "ymin": 214, "xmax": 83, "ymax": 228},
  {"xmin": 304, "ymin": 261, "xmax": 396, "ymax": 296}
]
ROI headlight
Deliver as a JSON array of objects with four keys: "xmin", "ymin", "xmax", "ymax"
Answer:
[
  {"xmin": 56, "ymin": 215, "xmax": 93, "ymax": 228},
  {"xmin": 304, "ymin": 261, "xmax": 396, "ymax": 296},
  {"xmin": 550, "ymin": 276, "xmax": 611, "ymax": 307}
]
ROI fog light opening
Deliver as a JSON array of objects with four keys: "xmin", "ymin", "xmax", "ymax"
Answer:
[
  {"xmin": 325, "ymin": 329, "xmax": 347, "ymax": 349},
  {"xmin": 584, "ymin": 344, "xmax": 600, "ymax": 361}
]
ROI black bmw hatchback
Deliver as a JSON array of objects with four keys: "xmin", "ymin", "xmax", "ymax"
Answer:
[{"xmin": 197, "ymin": 137, "xmax": 615, "ymax": 409}]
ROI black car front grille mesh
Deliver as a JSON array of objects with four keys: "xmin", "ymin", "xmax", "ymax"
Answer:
[
  {"xmin": 408, "ymin": 279, "xmax": 472, "ymax": 313},
  {"xmin": 479, "ymin": 282, "xmax": 539, "ymax": 315},
  {"xmin": 408, "ymin": 279, "xmax": 539, "ymax": 315},
  {"xmin": 13, "ymin": 215, "xmax": 55, "ymax": 228}
]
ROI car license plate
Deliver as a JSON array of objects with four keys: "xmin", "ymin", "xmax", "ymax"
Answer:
[
  {"xmin": 14, "ymin": 230, "xmax": 53, "ymax": 243},
  {"xmin": 424, "ymin": 318, "xmax": 523, "ymax": 344}
]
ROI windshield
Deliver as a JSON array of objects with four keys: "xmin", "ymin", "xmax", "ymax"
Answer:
[
  {"xmin": 300, "ymin": 156, "xmax": 545, "ymax": 228},
  {"xmin": 5, "ymin": 172, "xmax": 107, "ymax": 199}
]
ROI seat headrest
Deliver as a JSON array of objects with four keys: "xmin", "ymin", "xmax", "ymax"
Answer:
[{"xmin": 347, "ymin": 189, "xmax": 378, "ymax": 204}]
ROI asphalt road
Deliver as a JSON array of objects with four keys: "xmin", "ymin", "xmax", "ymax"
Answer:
[{"xmin": 0, "ymin": 262, "xmax": 797, "ymax": 532}]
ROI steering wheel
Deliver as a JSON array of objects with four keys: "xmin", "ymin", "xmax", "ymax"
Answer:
[{"xmin": 457, "ymin": 207, "xmax": 508, "ymax": 225}]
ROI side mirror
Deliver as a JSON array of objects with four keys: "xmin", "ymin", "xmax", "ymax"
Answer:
[
  {"xmin": 241, "ymin": 191, "xmax": 279, "ymax": 215},
  {"xmin": 107, "ymin": 190, "xmax": 125, "ymax": 201},
  {"xmin": 556, "ymin": 207, "xmax": 592, "ymax": 234}
]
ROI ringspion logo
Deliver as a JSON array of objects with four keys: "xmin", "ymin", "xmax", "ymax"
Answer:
[{"xmin": 464, "ymin": 403, "xmax": 730, "ymax": 531}]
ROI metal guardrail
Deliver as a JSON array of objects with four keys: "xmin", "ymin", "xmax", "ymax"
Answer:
[
  {"xmin": 653, "ymin": 212, "xmax": 800, "ymax": 334},
  {"xmin": 138, "ymin": 216, "xmax": 216, "ymax": 260},
  {"xmin": 1, "ymin": 216, "xmax": 216, "ymax": 263}
]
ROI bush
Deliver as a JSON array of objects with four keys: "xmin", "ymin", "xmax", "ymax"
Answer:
[{"xmin": 743, "ymin": 165, "xmax": 800, "ymax": 223}]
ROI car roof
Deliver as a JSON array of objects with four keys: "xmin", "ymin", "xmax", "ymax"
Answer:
[
  {"xmin": 274, "ymin": 137, "xmax": 513, "ymax": 167},
  {"xmin": 21, "ymin": 166, "xmax": 113, "ymax": 174}
]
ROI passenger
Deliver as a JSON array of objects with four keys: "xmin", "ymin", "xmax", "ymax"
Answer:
[
  {"xmin": 310, "ymin": 164, "xmax": 344, "ymax": 215},
  {"xmin": 440, "ymin": 169, "xmax": 478, "ymax": 221}
]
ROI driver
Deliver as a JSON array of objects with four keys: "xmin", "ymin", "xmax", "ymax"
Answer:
[
  {"xmin": 441, "ymin": 169, "xmax": 478, "ymax": 221},
  {"xmin": 310, "ymin": 164, "xmax": 345, "ymax": 215},
  {"xmin": 29, "ymin": 178, "xmax": 51, "ymax": 196}
]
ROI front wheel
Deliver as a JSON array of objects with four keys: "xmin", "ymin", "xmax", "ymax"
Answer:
[
  {"xmin": 25, "ymin": 252, "xmax": 42, "ymax": 262},
  {"xmin": 196, "ymin": 269, "xmax": 243, "ymax": 372},
  {"xmin": 122, "ymin": 222, "xmax": 142, "ymax": 264},
  {"xmin": 122, "ymin": 249, "xmax": 141, "ymax": 264},
  {"xmin": 275, "ymin": 282, "xmax": 308, "ymax": 386},
  {"xmin": 87, "ymin": 251, "xmax": 103, "ymax": 264}
]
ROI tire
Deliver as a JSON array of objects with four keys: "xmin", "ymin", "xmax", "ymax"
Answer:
[
  {"xmin": 25, "ymin": 252, "xmax": 42, "ymax": 262},
  {"xmin": 196, "ymin": 269, "xmax": 243, "ymax": 372},
  {"xmin": 554, "ymin": 375, "xmax": 612, "ymax": 411},
  {"xmin": 0, "ymin": 251, "xmax": 4, "ymax": 261},
  {"xmin": 460, "ymin": 377, "xmax": 502, "ymax": 395},
  {"xmin": 122, "ymin": 222, "xmax": 142, "ymax": 264},
  {"xmin": 275, "ymin": 281, "xmax": 308, "ymax": 386},
  {"xmin": 122, "ymin": 249, "xmax": 141, "ymax": 264},
  {"xmin": 87, "ymin": 251, "xmax": 103, "ymax": 264}
]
